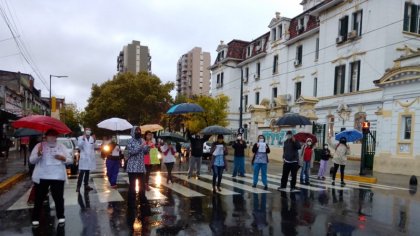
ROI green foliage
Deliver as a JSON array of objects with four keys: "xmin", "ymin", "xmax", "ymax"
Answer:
[
  {"xmin": 60, "ymin": 104, "xmax": 83, "ymax": 136},
  {"xmin": 83, "ymin": 72, "xmax": 174, "ymax": 136},
  {"xmin": 185, "ymin": 95, "xmax": 230, "ymax": 133}
]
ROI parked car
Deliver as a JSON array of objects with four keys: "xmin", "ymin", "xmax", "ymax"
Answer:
[
  {"xmin": 57, "ymin": 137, "xmax": 79, "ymax": 175},
  {"xmin": 202, "ymin": 141, "xmax": 213, "ymax": 160}
]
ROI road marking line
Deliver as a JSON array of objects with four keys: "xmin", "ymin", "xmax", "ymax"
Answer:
[
  {"xmin": 174, "ymin": 174, "xmax": 239, "ymax": 196},
  {"xmin": 150, "ymin": 176, "xmax": 205, "ymax": 197},
  {"xmin": 93, "ymin": 178, "xmax": 124, "ymax": 203},
  {"xmin": 242, "ymin": 173, "xmax": 325, "ymax": 191},
  {"xmin": 198, "ymin": 174, "xmax": 271, "ymax": 194},
  {"xmin": 122, "ymin": 177, "xmax": 167, "ymax": 200}
]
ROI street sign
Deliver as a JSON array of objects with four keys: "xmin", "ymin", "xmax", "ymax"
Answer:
[{"xmin": 238, "ymin": 127, "xmax": 244, "ymax": 134}]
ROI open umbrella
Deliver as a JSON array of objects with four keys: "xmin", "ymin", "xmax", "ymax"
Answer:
[
  {"xmin": 276, "ymin": 113, "xmax": 311, "ymax": 126},
  {"xmin": 166, "ymin": 103, "xmax": 204, "ymax": 115},
  {"xmin": 201, "ymin": 125, "xmax": 232, "ymax": 135},
  {"xmin": 335, "ymin": 129, "xmax": 363, "ymax": 142},
  {"xmin": 140, "ymin": 124, "xmax": 163, "ymax": 134},
  {"xmin": 294, "ymin": 132, "xmax": 318, "ymax": 143},
  {"xmin": 158, "ymin": 132, "xmax": 187, "ymax": 143},
  {"xmin": 13, "ymin": 128, "xmax": 42, "ymax": 137},
  {"xmin": 12, "ymin": 115, "xmax": 71, "ymax": 134},
  {"xmin": 97, "ymin": 117, "xmax": 133, "ymax": 131}
]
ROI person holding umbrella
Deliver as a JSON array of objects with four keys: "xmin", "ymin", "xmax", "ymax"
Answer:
[
  {"xmin": 105, "ymin": 136, "xmax": 122, "ymax": 188},
  {"xmin": 29, "ymin": 129, "xmax": 72, "ymax": 226},
  {"xmin": 299, "ymin": 138, "xmax": 315, "ymax": 185},
  {"xmin": 278, "ymin": 131, "xmax": 301, "ymax": 191},
  {"xmin": 209, "ymin": 134, "xmax": 228, "ymax": 193},
  {"xmin": 160, "ymin": 141, "xmax": 176, "ymax": 184},
  {"xmin": 186, "ymin": 130, "xmax": 211, "ymax": 179},
  {"xmin": 332, "ymin": 137, "xmax": 350, "ymax": 186},
  {"xmin": 76, "ymin": 128, "xmax": 96, "ymax": 193},
  {"xmin": 232, "ymin": 133, "xmax": 247, "ymax": 177}
]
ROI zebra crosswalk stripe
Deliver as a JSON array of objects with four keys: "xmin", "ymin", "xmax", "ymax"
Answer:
[
  {"xmin": 150, "ymin": 176, "xmax": 205, "ymax": 197},
  {"xmin": 173, "ymin": 174, "xmax": 239, "ymax": 195},
  {"xmin": 198, "ymin": 174, "xmax": 271, "ymax": 194},
  {"xmin": 93, "ymin": 178, "xmax": 124, "ymax": 202},
  {"xmin": 242, "ymin": 173, "xmax": 326, "ymax": 191},
  {"xmin": 122, "ymin": 177, "xmax": 167, "ymax": 200}
]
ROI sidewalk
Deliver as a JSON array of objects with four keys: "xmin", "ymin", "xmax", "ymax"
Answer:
[{"xmin": 0, "ymin": 150, "xmax": 29, "ymax": 193}]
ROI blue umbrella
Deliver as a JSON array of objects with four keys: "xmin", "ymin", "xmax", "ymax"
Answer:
[
  {"xmin": 335, "ymin": 129, "xmax": 363, "ymax": 142},
  {"xmin": 166, "ymin": 103, "xmax": 204, "ymax": 115},
  {"xmin": 201, "ymin": 125, "xmax": 232, "ymax": 135}
]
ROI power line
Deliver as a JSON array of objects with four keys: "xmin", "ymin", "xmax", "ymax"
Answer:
[{"xmin": 0, "ymin": 1, "xmax": 50, "ymax": 92}]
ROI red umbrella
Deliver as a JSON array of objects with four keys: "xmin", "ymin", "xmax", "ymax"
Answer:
[
  {"xmin": 12, "ymin": 115, "xmax": 71, "ymax": 134},
  {"xmin": 294, "ymin": 132, "xmax": 317, "ymax": 143}
]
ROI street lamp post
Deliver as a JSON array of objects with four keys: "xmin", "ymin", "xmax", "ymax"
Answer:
[{"xmin": 49, "ymin": 75, "xmax": 68, "ymax": 115}]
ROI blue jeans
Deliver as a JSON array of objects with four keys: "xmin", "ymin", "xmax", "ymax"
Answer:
[
  {"xmin": 232, "ymin": 156, "xmax": 245, "ymax": 176},
  {"xmin": 253, "ymin": 163, "xmax": 267, "ymax": 186},
  {"xmin": 212, "ymin": 165, "xmax": 224, "ymax": 187},
  {"xmin": 300, "ymin": 161, "xmax": 311, "ymax": 183}
]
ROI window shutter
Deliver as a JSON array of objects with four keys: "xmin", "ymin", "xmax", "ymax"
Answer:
[
  {"xmin": 403, "ymin": 2, "xmax": 409, "ymax": 31},
  {"xmin": 356, "ymin": 61, "xmax": 361, "ymax": 91},
  {"xmin": 334, "ymin": 66, "xmax": 339, "ymax": 95},
  {"xmin": 340, "ymin": 65, "xmax": 346, "ymax": 94},
  {"xmin": 410, "ymin": 4, "xmax": 419, "ymax": 33},
  {"xmin": 359, "ymin": 10, "xmax": 363, "ymax": 36},
  {"xmin": 342, "ymin": 16, "xmax": 349, "ymax": 40}
]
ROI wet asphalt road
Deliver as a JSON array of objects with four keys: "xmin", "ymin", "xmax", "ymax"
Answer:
[{"xmin": 1, "ymin": 156, "xmax": 420, "ymax": 236}]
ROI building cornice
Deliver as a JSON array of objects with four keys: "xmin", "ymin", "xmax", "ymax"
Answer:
[
  {"xmin": 317, "ymin": 88, "xmax": 382, "ymax": 100},
  {"xmin": 237, "ymin": 52, "xmax": 267, "ymax": 67},
  {"xmin": 331, "ymin": 51, "xmax": 366, "ymax": 64},
  {"xmin": 285, "ymin": 27, "xmax": 319, "ymax": 45}
]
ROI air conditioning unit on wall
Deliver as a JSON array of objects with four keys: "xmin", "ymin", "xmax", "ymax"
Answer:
[
  {"xmin": 294, "ymin": 59, "xmax": 301, "ymax": 66},
  {"xmin": 336, "ymin": 35, "xmax": 344, "ymax": 44}
]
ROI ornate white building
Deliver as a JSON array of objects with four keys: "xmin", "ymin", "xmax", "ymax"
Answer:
[{"xmin": 210, "ymin": 0, "xmax": 420, "ymax": 175}]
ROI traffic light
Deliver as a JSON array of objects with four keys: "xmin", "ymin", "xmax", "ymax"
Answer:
[{"xmin": 362, "ymin": 121, "xmax": 370, "ymax": 134}]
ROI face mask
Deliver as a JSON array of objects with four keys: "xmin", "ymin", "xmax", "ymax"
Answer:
[
  {"xmin": 86, "ymin": 130, "xmax": 92, "ymax": 136},
  {"xmin": 135, "ymin": 133, "xmax": 141, "ymax": 139},
  {"xmin": 286, "ymin": 134, "xmax": 292, "ymax": 139},
  {"xmin": 307, "ymin": 142, "xmax": 312, "ymax": 145},
  {"xmin": 324, "ymin": 145, "xmax": 328, "ymax": 149},
  {"xmin": 218, "ymin": 139, "xmax": 223, "ymax": 143},
  {"xmin": 237, "ymin": 136, "xmax": 242, "ymax": 140},
  {"xmin": 259, "ymin": 139, "xmax": 264, "ymax": 143},
  {"xmin": 46, "ymin": 136, "xmax": 56, "ymax": 146}
]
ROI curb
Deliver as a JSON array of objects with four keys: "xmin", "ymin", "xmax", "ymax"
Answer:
[
  {"xmin": 336, "ymin": 173, "xmax": 377, "ymax": 183},
  {"xmin": 0, "ymin": 172, "xmax": 28, "ymax": 193}
]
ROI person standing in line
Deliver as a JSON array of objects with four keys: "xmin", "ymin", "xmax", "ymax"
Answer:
[
  {"xmin": 105, "ymin": 136, "xmax": 121, "ymax": 188},
  {"xmin": 232, "ymin": 133, "xmax": 247, "ymax": 177},
  {"xmin": 278, "ymin": 131, "xmax": 301, "ymax": 191},
  {"xmin": 126, "ymin": 126, "xmax": 150, "ymax": 205},
  {"xmin": 186, "ymin": 130, "xmax": 210, "ymax": 179},
  {"xmin": 332, "ymin": 137, "xmax": 350, "ymax": 186},
  {"xmin": 20, "ymin": 136, "xmax": 29, "ymax": 166},
  {"xmin": 299, "ymin": 138, "xmax": 315, "ymax": 185},
  {"xmin": 76, "ymin": 128, "xmax": 96, "ymax": 193},
  {"xmin": 29, "ymin": 129, "xmax": 72, "ymax": 226},
  {"xmin": 160, "ymin": 141, "xmax": 176, "ymax": 184},
  {"xmin": 143, "ymin": 131, "xmax": 155, "ymax": 191},
  {"xmin": 251, "ymin": 135, "xmax": 270, "ymax": 190},
  {"xmin": 209, "ymin": 134, "xmax": 228, "ymax": 193},
  {"xmin": 317, "ymin": 144, "xmax": 331, "ymax": 180}
]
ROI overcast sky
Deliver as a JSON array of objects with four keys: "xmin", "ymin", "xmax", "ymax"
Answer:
[{"xmin": 0, "ymin": 0, "xmax": 302, "ymax": 110}]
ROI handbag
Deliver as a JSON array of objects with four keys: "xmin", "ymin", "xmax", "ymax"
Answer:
[{"xmin": 149, "ymin": 147, "xmax": 160, "ymax": 165}]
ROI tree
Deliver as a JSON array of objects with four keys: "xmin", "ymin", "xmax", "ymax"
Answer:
[
  {"xmin": 184, "ymin": 95, "xmax": 230, "ymax": 133},
  {"xmin": 60, "ymin": 103, "xmax": 83, "ymax": 136},
  {"xmin": 83, "ymin": 72, "xmax": 174, "ymax": 135}
]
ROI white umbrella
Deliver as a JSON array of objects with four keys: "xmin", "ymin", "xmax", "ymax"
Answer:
[{"xmin": 97, "ymin": 117, "xmax": 133, "ymax": 131}]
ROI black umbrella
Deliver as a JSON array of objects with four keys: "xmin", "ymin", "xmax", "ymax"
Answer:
[
  {"xmin": 13, "ymin": 128, "xmax": 42, "ymax": 137},
  {"xmin": 276, "ymin": 113, "xmax": 311, "ymax": 126},
  {"xmin": 166, "ymin": 103, "xmax": 204, "ymax": 115},
  {"xmin": 201, "ymin": 125, "xmax": 232, "ymax": 135},
  {"xmin": 158, "ymin": 132, "xmax": 187, "ymax": 143}
]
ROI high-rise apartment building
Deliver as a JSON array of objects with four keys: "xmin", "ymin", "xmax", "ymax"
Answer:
[
  {"xmin": 176, "ymin": 47, "xmax": 211, "ymax": 98},
  {"xmin": 117, "ymin": 40, "xmax": 151, "ymax": 74}
]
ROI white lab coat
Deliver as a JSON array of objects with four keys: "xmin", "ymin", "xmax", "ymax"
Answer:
[{"xmin": 78, "ymin": 135, "xmax": 96, "ymax": 170}]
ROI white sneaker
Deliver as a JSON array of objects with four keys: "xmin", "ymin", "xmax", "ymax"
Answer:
[
  {"xmin": 58, "ymin": 218, "xmax": 65, "ymax": 224},
  {"xmin": 32, "ymin": 221, "xmax": 39, "ymax": 226}
]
